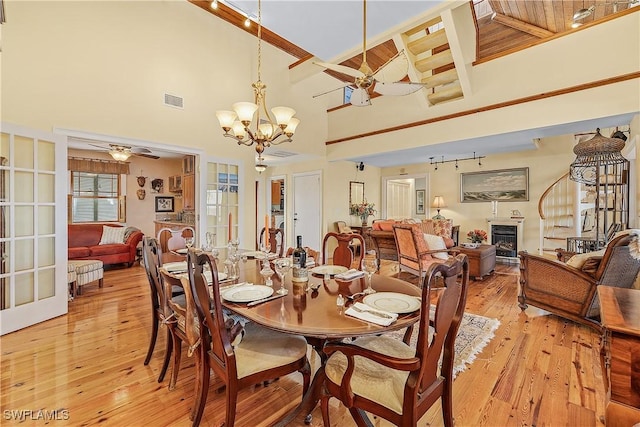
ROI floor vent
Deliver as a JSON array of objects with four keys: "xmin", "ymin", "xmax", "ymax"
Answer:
[{"xmin": 164, "ymin": 93, "xmax": 184, "ymax": 109}]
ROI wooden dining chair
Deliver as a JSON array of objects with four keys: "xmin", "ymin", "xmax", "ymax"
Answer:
[
  {"xmin": 258, "ymin": 227, "xmax": 284, "ymax": 256},
  {"xmin": 187, "ymin": 251, "xmax": 311, "ymax": 427},
  {"xmin": 320, "ymin": 254, "xmax": 470, "ymax": 427},
  {"xmin": 322, "ymin": 231, "xmax": 366, "ymax": 269},
  {"xmin": 157, "ymin": 226, "xmax": 195, "ymax": 253},
  {"xmin": 141, "ymin": 237, "xmax": 185, "ymax": 382},
  {"xmin": 335, "ymin": 221, "xmax": 363, "ymax": 256},
  {"xmin": 285, "ymin": 246, "xmax": 320, "ymax": 265},
  {"xmin": 158, "ymin": 267, "xmax": 198, "ymax": 392}
]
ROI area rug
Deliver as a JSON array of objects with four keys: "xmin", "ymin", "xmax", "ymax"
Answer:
[{"xmin": 382, "ymin": 310, "xmax": 500, "ymax": 377}]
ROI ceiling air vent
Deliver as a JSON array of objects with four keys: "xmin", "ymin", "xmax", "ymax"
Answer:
[
  {"xmin": 164, "ymin": 93, "xmax": 184, "ymax": 109},
  {"xmin": 269, "ymin": 150, "xmax": 297, "ymax": 158}
]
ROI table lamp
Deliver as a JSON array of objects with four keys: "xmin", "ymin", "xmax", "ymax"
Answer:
[{"xmin": 431, "ymin": 196, "xmax": 446, "ymax": 219}]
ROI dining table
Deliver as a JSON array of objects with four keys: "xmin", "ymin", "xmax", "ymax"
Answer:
[{"xmin": 161, "ymin": 248, "xmax": 423, "ymax": 425}]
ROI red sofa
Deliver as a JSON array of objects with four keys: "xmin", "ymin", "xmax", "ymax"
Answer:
[{"xmin": 68, "ymin": 223, "xmax": 143, "ymax": 267}]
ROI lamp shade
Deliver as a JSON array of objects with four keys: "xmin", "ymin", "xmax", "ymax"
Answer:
[
  {"xmin": 110, "ymin": 149, "xmax": 131, "ymax": 162},
  {"xmin": 216, "ymin": 110, "xmax": 237, "ymax": 130},
  {"xmin": 431, "ymin": 196, "xmax": 446, "ymax": 209},
  {"xmin": 232, "ymin": 102, "xmax": 258, "ymax": 123},
  {"xmin": 271, "ymin": 106, "xmax": 296, "ymax": 126}
]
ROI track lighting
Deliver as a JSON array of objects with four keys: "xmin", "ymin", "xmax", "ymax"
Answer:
[{"xmin": 429, "ymin": 152, "xmax": 485, "ymax": 171}]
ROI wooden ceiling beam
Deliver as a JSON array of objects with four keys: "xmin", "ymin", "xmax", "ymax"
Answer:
[{"xmin": 491, "ymin": 12, "xmax": 555, "ymax": 38}]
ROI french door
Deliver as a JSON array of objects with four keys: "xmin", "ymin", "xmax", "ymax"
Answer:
[{"xmin": 1, "ymin": 123, "xmax": 68, "ymax": 335}]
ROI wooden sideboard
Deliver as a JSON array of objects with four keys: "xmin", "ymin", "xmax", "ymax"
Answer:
[{"xmin": 597, "ymin": 286, "xmax": 640, "ymax": 427}]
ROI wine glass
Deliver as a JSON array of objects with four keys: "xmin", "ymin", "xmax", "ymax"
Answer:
[
  {"xmin": 184, "ymin": 236, "xmax": 195, "ymax": 250},
  {"xmin": 361, "ymin": 255, "xmax": 378, "ymax": 295},
  {"xmin": 274, "ymin": 258, "xmax": 292, "ymax": 296}
]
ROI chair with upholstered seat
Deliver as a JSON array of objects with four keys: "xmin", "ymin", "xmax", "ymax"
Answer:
[
  {"xmin": 322, "ymin": 231, "xmax": 366, "ymax": 269},
  {"xmin": 393, "ymin": 223, "xmax": 458, "ymax": 281},
  {"xmin": 320, "ymin": 254, "xmax": 470, "ymax": 427},
  {"xmin": 519, "ymin": 231, "xmax": 640, "ymax": 331},
  {"xmin": 141, "ymin": 237, "xmax": 185, "ymax": 383},
  {"xmin": 258, "ymin": 227, "xmax": 284, "ymax": 256},
  {"xmin": 285, "ymin": 246, "xmax": 320, "ymax": 265},
  {"xmin": 187, "ymin": 251, "xmax": 311, "ymax": 427}
]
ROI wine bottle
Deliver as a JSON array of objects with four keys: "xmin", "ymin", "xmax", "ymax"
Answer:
[{"xmin": 292, "ymin": 235, "xmax": 307, "ymax": 268}]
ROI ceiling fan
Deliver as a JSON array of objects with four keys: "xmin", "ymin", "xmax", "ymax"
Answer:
[
  {"xmin": 313, "ymin": 0, "xmax": 425, "ymax": 106},
  {"xmin": 89, "ymin": 143, "xmax": 160, "ymax": 161}
]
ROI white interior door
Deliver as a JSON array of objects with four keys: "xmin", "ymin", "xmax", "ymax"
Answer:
[
  {"xmin": 1, "ymin": 123, "xmax": 68, "ymax": 335},
  {"xmin": 385, "ymin": 179, "xmax": 413, "ymax": 219},
  {"xmin": 293, "ymin": 171, "xmax": 322, "ymax": 252}
]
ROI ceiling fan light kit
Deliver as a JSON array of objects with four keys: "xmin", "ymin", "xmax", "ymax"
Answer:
[
  {"xmin": 109, "ymin": 147, "xmax": 132, "ymax": 162},
  {"xmin": 215, "ymin": 0, "xmax": 299, "ymax": 174}
]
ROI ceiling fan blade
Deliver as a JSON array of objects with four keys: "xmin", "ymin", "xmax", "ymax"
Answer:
[
  {"xmin": 131, "ymin": 147, "xmax": 152, "ymax": 154},
  {"xmin": 88, "ymin": 143, "xmax": 108, "ymax": 150},
  {"xmin": 374, "ymin": 81, "xmax": 425, "ymax": 96},
  {"xmin": 134, "ymin": 153, "xmax": 160, "ymax": 160},
  {"xmin": 313, "ymin": 61, "xmax": 365, "ymax": 79},
  {"xmin": 350, "ymin": 88, "xmax": 371, "ymax": 107},
  {"xmin": 312, "ymin": 82, "xmax": 352, "ymax": 99},
  {"xmin": 372, "ymin": 51, "xmax": 409, "ymax": 84}
]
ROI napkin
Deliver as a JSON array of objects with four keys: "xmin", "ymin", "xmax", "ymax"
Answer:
[
  {"xmin": 345, "ymin": 302, "xmax": 398, "ymax": 327},
  {"xmin": 335, "ymin": 269, "xmax": 365, "ymax": 280}
]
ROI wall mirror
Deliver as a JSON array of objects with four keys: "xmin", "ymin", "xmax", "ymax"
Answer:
[{"xmin": 349, "ymin": 181, "xmax": 364, "ymax": 206}]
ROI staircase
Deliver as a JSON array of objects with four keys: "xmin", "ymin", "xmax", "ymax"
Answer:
[
  {"xmin": 400, "ymin": 17, "xmax": 464, "ymax": 105},
  {"xmin": 538, "ymin": 172, "xmax": 578, "ymax": 256}
]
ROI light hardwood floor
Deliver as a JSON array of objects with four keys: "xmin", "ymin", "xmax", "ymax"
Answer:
[{"xmin": 1, "ymin": 261, "xmax": 605, "ymax": 426}]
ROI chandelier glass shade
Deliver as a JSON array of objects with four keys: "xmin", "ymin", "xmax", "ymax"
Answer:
[{"xmin": 215, "ymin": 0, "xmax": 299, "ymax": 166}]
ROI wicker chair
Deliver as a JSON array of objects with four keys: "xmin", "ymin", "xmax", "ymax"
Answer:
[{"xmin": 519, "ymin": 232, "xmax": 640, "ymax": 331}]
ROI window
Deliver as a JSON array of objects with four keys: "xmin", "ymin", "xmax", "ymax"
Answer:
[{"xmin": 70, "ymin": 172, "xmax": 123, "ymax": 223}]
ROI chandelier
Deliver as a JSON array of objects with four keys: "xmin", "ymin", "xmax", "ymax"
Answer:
[{"xmin": 215, "ymin": 0, "xmax": 300, "ymax": 170}]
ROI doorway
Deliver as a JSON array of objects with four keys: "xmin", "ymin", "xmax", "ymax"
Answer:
[
  {"xmin": 269, "ymin": 175, "xmax": 286, "ymax": 243},
  {"xmin": 293, "ymin": 171, "xmax": 322, "ymax": 253},
  {"xmin": 382, "ymin": 173, "xmax": 430, "ymax": 220}
]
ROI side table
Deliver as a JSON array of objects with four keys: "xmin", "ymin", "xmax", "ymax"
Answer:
[
  {"xmin": 597, "ymin": 286, "xmax": 640, "ymax": 426},
  {"xmin": 351, "ymin": 225, "xmax": 373, "ymax": 252},
  {"xmin": 454, "ymin": 244, "xmax": 496, "ymax": 280}
]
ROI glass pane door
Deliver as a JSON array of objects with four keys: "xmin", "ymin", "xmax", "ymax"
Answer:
[
  {"xmin": 205, "ymin": 160, "xmax": 241, "ymax": 248},
  {"xmin": 1, "ymin": 123, "xmax": 67, "ymax": 335}
]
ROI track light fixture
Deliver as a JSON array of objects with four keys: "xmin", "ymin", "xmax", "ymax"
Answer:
[
  {"xmin": 429, "ymin": 152, "xmax": 485, "ymax": 171},
  {"xmin": 571, "ymin": 0, "xmax": 639, "ymax": 26}
]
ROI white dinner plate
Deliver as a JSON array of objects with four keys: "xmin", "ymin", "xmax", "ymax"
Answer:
[
  {"xmin": 203, "ymin": 271, "xmax": 227, "ymax": 283},
  {"xmin": 222, "ymin": 285, "xmax": 273, "ymax": 303},
  {"xmin": 363, "ymin": 292, "xmax": 421, "ymax": 314},
  {"xmin": 243, "ymin": 251, "xmax": 278, "ymax": 260},
  {"xmin": 163, "ymin": 261, "xmax": 187, "ymax": 273},
  {"xmin": 310, "ymin": 265, "xmax": 349, "ymax": 276}
]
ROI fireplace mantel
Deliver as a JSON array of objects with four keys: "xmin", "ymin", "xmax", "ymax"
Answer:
[{"xmin": 486, "ymin": 217, "xmax": 525, "ymax": 263}]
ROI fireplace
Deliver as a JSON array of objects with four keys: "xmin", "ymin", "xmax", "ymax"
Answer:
[
  {"xmin": 491, "ymin": 224, "xmax": 517, "ymax": 257},
  {"xmin": 486, "ymin": 217, "xmax": 524, "ymax": 262}
]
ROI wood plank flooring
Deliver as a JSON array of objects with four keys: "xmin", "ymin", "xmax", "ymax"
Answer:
[{"xmin": 0, "ymin": 261, "xmax": 605, "ymax": 426}]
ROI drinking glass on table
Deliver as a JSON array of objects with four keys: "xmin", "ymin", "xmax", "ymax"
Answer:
[
  {"xmin": 361, "ymin": 253, "xmax": 378, "ymax": 295},
  {"xmin": 184, "ymin": 236, "xmax": 195, "ymax": 250},
  {"xmin": 274, "ymin": 258, "xmax": 292, "ymax": 296}
]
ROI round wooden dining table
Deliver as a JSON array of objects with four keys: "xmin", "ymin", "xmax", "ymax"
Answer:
[{"xmin": 163, "ymin": 249, "xmax": 423, "ymax": 425}]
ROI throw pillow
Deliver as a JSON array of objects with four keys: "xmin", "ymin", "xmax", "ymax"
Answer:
[
  {"xmin": 123, "ymin": 226, "xmax": 140, "ymax": 242},
  {"xmin": 566, "ymin": 249, "xmax": 606, "ymax": 269},
  {"xmin": 99, "ymin": 225, "xmax": 126, "ymax": 245},
  {"xmin": 423, "ymin": 233, "xmax": 448, "ymax": 260}
]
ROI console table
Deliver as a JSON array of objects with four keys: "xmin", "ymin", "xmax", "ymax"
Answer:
[{"xmin": 598, "ymin": 286, "xmax": 640, "ymax": 426}]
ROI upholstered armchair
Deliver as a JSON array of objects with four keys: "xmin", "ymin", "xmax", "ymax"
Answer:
[
  {"xmin": 519, "ymin": 232, "xmax": 640, "ymax": 331},
  {"xmin": 392, "ymin": 223, "xmax": 458, "ymax": 281}
]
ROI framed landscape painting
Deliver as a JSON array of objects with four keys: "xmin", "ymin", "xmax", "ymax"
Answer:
[{"xmin": 461, "ymin": 167, "xmax": 529, "ymax": 202}]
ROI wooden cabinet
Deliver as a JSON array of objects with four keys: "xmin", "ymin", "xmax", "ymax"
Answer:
[
  {"xmin": 168, "ymin": 175, "xmax": 182, "ymax": 192},
  {"xmin": 271, "ymin": 181, "xmax": 281, "ymax": 205},
  {"xmin": 598, "ymin": 286, "xmax": 640, "ymax": 427},
  {"xmin": 182, "ymin": 174, "xmax": 195, "ymax": 211},
  {"xmin": 183, "ymin": 155, "xmax": 195, "ymax": 175}
]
